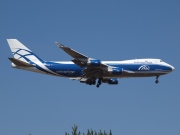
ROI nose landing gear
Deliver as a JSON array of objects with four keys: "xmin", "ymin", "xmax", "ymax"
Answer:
[{"xmin": 155, "ymin": 76, "xmax": 159, "ymax": 84}]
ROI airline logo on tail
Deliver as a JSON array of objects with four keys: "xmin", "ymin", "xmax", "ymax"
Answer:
[
  {"xmin": 13, "ymin": 48, "xmax": 31, "ymax": 62},
  {"xmin": 7, "ymin": 39, "xmax": 43, "ymax": 63},
  {"xmin": 12, "ymin": 48, "xmax": 43, "ymax": 63},
  {"xmin": 7, "ymin": 39, "xmax": 60, "ymax": 76}
]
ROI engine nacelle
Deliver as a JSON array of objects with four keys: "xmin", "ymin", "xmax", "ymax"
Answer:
[
  {"xmin": 80, "ymin": 78, "xmax": 96, "ymax": 85},
  {"xmin": 87, "ymin": 59, "xmax": 101, "ymax": 67},
  {"xmin": 106, "ymin": 78, "xmax": 118, "ymax": 84},
  {"xmin": 108, "ymin": 68, "xmax": 123, "ymax": 74}
]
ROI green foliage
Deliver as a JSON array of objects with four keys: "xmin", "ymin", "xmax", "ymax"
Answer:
[
  {"xmin": 109, "ymin": 130, "xmax": 112, "ymax": 135},
  {"xmin": 65, "ymin": 125, "xmax": 112, "ymax": 135}
]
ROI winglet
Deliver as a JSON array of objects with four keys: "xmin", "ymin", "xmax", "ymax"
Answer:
[{"xmin": 55, "ymin": 42, "xmax": 65, "ymax": 48}]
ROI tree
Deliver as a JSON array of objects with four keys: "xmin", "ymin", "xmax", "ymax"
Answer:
[
  {"xmin": 72, "ymin": 125, "xmax": 80, "ymax": 135},
  {"xmin": 109, "ymin": 129, "xmax": 112, "ymax": 135},
  {"xmin": 65, "ymin": 125, "xmax": 112, "ymax": 135}
]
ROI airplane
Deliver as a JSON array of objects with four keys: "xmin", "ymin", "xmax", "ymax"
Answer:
[{"xmin": 7, "ymin": 39, "xmax": 175, "ymax": 88}]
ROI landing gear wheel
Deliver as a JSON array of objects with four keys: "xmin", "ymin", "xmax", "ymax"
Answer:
[
  {"xmin": 155, "ymin": 80, "xmax": 159, "ymax": 84},
  {"xmin": 155, "ymin": 76, "xmax": 159, "ymax": 84},
  {"xmin": 96, "ymin": 77, "xmax": 102, "ymax": 88},
  {"xmin": 98, "ymin": 78, "xmax": 102, "ymax": 85}
]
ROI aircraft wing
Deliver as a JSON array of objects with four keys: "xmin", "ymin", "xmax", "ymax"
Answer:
[
  {"xmin": 55, "ymin": 42, "xmax": 109, "ymax": 68},
  {"xmin": 55, "ymin": 42, "xmax": 88, "ymax": 59}
]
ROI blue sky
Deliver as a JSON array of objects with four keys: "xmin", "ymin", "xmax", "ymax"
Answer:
[{"xmin": 1, "ymin": 0, "xmax": 179, "ymax": 135}]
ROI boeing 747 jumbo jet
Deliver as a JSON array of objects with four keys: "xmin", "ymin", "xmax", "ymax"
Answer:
[{"xmin": 7, "ymin": 39, "xmax": 175, "ymax": 88}]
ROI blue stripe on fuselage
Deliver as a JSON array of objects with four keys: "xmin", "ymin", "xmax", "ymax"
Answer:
[{"xmin": 42, "ymin": 62, "xmax": 172, "ymax": 77}]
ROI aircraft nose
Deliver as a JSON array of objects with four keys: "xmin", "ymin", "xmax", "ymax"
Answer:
[{"xmin": 171, "ymin": 66, "xmax": 175, "ymax": 71}]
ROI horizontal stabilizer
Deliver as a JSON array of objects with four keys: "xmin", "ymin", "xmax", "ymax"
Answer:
[{"xmin": 8, "ymin": 58, "xmax": 34, "ymax": 67}]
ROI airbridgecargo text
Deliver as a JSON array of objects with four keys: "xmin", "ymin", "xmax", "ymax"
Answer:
[{"xmin": 56, "ymin": 70, "xmax": 75, "ymax": 74}]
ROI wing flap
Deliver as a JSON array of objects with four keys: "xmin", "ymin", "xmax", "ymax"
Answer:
[{"xmin": 71, "ymin": 59, "xmax": 86, "ymax": 67}]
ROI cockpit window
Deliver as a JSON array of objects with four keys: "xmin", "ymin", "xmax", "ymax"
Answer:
[{"xmin": 160, "ymin": 59, "xmax": 163, "ymax": 62}]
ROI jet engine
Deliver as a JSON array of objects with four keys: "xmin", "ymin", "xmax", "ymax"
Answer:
[
  {"xmin": 103, "ymin": 78, "xmax": 118, "ymax": 84},
  {"xmin": 108, "ymin": 78, "xmax": 118, "ymax": 84},
  {"xmin": 80, "ymin": 78, "xmax": 96, "ymax": 85},
  {"xmin": 87, "ymin": 59, "xmax": 101, "ymax": 67},
  {"xmin": 108, "ymin": 68, "xmax": 123, "ymax": 74}
]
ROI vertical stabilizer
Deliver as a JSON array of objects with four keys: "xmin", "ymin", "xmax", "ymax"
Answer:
[{"xmin": 7, "ymin": 39, "xmax": 44, "ymax": 63}]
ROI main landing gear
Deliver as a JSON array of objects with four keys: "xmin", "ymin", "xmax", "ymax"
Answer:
[
  {"xmin": 96, "ymin": 77, "xmax": 102, "ymax": 88},
  {"xmin": 155, "ymin": 76, "xmax": 159, "ymax": 84}
]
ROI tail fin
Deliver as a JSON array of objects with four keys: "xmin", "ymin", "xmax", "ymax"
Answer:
[{"xmin": 7, "ymin": 39, "xmax": 44, "ymax": 63}]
